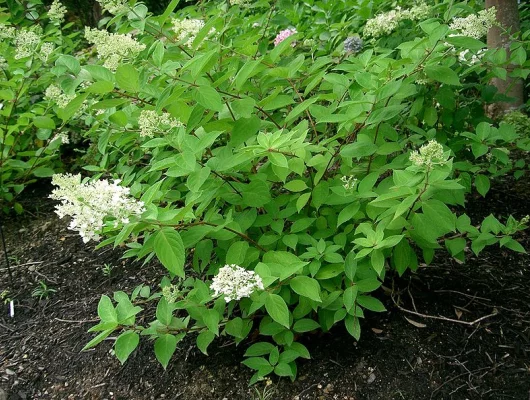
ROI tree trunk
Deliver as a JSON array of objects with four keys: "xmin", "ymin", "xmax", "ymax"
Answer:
[{"xmin": 486, "ymin": 0, "xmax": 524, "ymax": 118}]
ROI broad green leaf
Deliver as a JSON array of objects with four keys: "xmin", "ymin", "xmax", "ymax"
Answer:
[
  {"xmin": 98, "ymin": 295, "xmax": 117, "ymax": 323},
  {"xmin": 114, "ymin": 331, "xmax": 139, "ymax": 364},
  {"xmin": 265, "ymin": 293, "xmax": 290, "ymax": 328},
  {"xmin": 154, "ymin": 228, "xmax": 185, "ymax": 277},
  {"xmin": 192, "ymin": 85, "xmax": 223, "ymax": 112},
  {"xmin": 290, "ymin": 276, "xmax": 322, "ymax": 302},
  {"xmin": 154, "ymin": 333, "xmax": 179, "ymax": 369},
  {"xmin": 424, "ymin": 65, "xmax": 461, "ymax": 86}
]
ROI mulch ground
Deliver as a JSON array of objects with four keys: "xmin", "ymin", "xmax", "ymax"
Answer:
[{"xmin": 0, "ymin": 180, "xmax": 529, "ymax": 400}]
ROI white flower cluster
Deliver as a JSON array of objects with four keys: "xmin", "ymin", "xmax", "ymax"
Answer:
[
  {"xmin": 458, "ymin": 48, "xmax": 486, "ymax": 65},
  {"xmin": 341, "ymin": 175, "xmax": 358, "ymax": 190},
  {"xmin": 84, "ymin": 27, "xmax": 146, "ymax": 70},
  {"xmin": 14, "ymin": 29, "xmax": 41, "ymax": 59},
  {"xmin": 138, "ymin": 110, "xmax": 184, "ymax": 138},
  {"xmin": 39, "ymin": 42, "xmax": 55, "ymax": 62},
  {"xmin": 229, "ymin": 0, "xmax": 250, "ymax": 5},
  {"xmin": 162, "ymin": 284, "xmax": 180, "ymax": 304},
  {"xmin": 0, "ymin": 24, "xmax": 16, "ymax": 41},
  {"xmin": 172, "ymin": 18, "xmax": 212, "ymax": 47},
  {"xmin": 0, "ymin": 56, "xmax": 8, "ymax": 69},
  {"xmin": 45, "ymin": 84, "xmax": 74, "ymax": 108},
  {"xmin": 449, "ymin": 7, "xmax": 497, "ymax": 39},
  {"xmin": 97, "ymin": 0, "xmax": 128, "ymax": 15},
  {"xmin": 210, "ymin": 264, "xmax": 264, "ymax": 302},
  {"xmin": 50, "ymin": 174, "xmax": 145, "ymax": 243},
  {"xmin": 409, "ymin": 140, "xmax": 446, "ymax": 168},
  {"xmin": 53, "ymin": 132, "xmax": 70, "ymax": 144},
  {"xmin": 364, "ymin": 2, "xmax": 429, "ymax": 38},
  {"xmin": 48, "ymin": 0, "xmax": 67, "ymax": 24}
]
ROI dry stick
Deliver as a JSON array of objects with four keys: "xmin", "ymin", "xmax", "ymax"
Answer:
[
  {"xmin": 0, "ymin": 220, "xmax": 13, "ymax": 288},
  {"xmin": 392, "ymin": 295, "xmax": 499, "ymax": 326}
]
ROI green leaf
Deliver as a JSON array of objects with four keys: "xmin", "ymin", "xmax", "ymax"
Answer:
[
  {"xmin": 293, "ymin": 318, "xmax": 320, "ymax": 333},
  {"xmin": 244, "ymin": 342, "xmax": 275, "ymax": 357},
  {"xmin": 116, "ymin": 64, "xmax": 140, "ymax": 92},
  {"xmin": 474, "ymin": 174, "xmax": 490, "ymax": 197},
  {"xmin": 156, "ymin": 297, "xmax": 173, "ymax": 325},
  {"xmin": 296, "ymin": 193, "xmax": 311, "ymax": 213},
  {"xmin": 226, "ymin": 241, "xmax": 249, "ymax": 265},
  {"xmin": 356, "ymin": 295, "xmax": 386, "ymax": 312},
  {"xmin": 192, "ymin": 85, "xmax": 223, "ymax": 112},
  {"xmin": 154, "ymin": 228, "xmax": 185, "ymax": 277},
  {"xmin": 33, "ymin": 167, "xmax": 55, "ymax": 178},
  {"xmin": 114, "ymin": 331, "xmax": 139, "ymax": 364},
  {"xmin": 366, "ymin": 105, "xmax": 405, "ymax": 125},
  {"xmin": 424, "ymin": 65, "xmax": 461, "ymax": 86},
  {"xmin": 196, "ymin": 330, "xmax": 215, "ymax": 355},
  {"xmin": 242, "ymin": 357, "xmax": 271, "ymax": 371},
  {"xmin": 355, "ymin": 279, "xmax": 382, "ymax": 293},
  {"xmin": 82, "ymin": 328, "xmax": 115, "ymax": 351},
  {"xmin": 155, "ymin": 334, "xmax": 179, "ymax": 369},
  {"xmin": 265, "ymin": 293, "xmax": 290, "ymax": 328},
  {"xmin": 337, "ymin": 202, "xmax": 360, "ymax": 227},
  {"xmin": 290, "ymin": 276, "xmax": 322, "ymax": 302},
  {"xmin": 274, "ymin": 362, "xmax": 294, "ymax": 377},
  {"xmin": 33, "ymin": 116, "xmax": 56, "ymax": 130},
  {"xmin": 202, "ymin": 309, "xmax": 220, "ymax": 336},
  {"xmin": 344, "ymin": 314, "xmax": 361, "ymax": 340},
  {"xmin": 97, "ymin": 295, "xmax": 117, "ymax": 323},
  {"xmin": 343, "ymin": 286, "xmax": 358, "ymax": 312},
  {"xmin": 285, "ymin": 180, "xmax": 308, "ymax": 192}
]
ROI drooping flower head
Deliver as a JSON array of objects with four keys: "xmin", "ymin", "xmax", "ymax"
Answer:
[
  {"xmin": 449, "ymin": 7, "xmax": 497, "ymax": 39},
  {"xmin": 274, "ymin": 28, "xmax": 297, "ymax": 47},
  {"xmin": 14, "ymin": 29, "xmax": 41, "ymax": 59},
  {"xmin": 364, "ymin": 2, "xmax": 429, "ymax": 39},
  {"xmin": 50, "ymin": 174, "xmax": 145, "ymax": 242},
  {"xmin": 210, "ymin": 264, "xmax": 264, "ymax": 302}
]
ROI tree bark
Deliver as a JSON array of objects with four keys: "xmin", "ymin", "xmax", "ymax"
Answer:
[{"xmin": 486, "ymin": 0, "xmax": 524, "ymax": 118}]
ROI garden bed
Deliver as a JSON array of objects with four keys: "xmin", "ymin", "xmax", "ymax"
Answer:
[{"xmin": 1, "ymin": 180, "xmax": 529, "ymax": 400}]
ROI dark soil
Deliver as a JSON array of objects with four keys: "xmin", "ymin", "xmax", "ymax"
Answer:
[{"xmin": 1, "ymin": 181, "xmax": 529, "ymax": 400}]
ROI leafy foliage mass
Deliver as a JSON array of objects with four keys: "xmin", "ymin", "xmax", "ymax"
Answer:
[{"xmin": 2, "ymin": 0, "xmax": 530, "ymax": 384}]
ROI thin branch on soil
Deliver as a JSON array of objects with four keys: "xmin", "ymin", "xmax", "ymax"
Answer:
[
  {"xmin": 54, "ymin": 318, "xmax": 100, "ymax": 323},
  {"xmin": 392, "ymin": 295, "xmax": 499, "ymax": 326}
]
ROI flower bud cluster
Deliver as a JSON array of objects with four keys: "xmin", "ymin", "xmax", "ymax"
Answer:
[
  {"xmin": 230, "ymin": 0, "xmax": 250, "ymax": 5},
  {"xmin": 97, "ymin": 0, "xmax": 128, "ymax": 15},
  {"xmin": 341, "ymin": 175, "xmax": 358, "ymax": 190},
  {"xmin": 84, "ymin": 28, "xmax": 146, "ymax": 70},
  {"xmin": 45, "ymin": 84, "xmax": 74, "ymax": 108},
  {"xmin": 50, "ymin": 173, "xmax": 145, "ymax": 243},
  {"xmin": 364, "ymin": 3, "xmax": 429, "ymax": 38},
  {"xmin": 449, "ymin": 7, "xmax": 496, "ymax": 39},
  {"xmin": 48, "ymin": 0, "xmax": 67, "ymax": 24},
  {"xmin": 162, "ymin": 284, "xmax": 180, "ymax": 304},
  {"xmin": 274, "ymin": 28, "xmax": 297, "ymax": 47},
  {"xmin": 53, "ymin": 132, "xmax": 70, "ymax": 144},
  {"xmin": 138, "ymin": 110, "xmax": 184, "ymax": 138},
  {"xmin": 14, "ymin": 29, "xmax": 41, "ymax": 59},
  {"xmin": 172, "ymin": 18, "xmax": 211, "ymax": 47},
  {"xmin": 39, "ymin": 42, "xmax": 55, "ymax": 62},
  {"xmin": 0, "ymin": 24, "xmax": 16, "ymax": 41},
  {"xmin": 210, "ymin": 264, "xmax": 264, "ymax": 302},
  {"xmin": 409, "ymin": 140, "xmax": 446, "ymax": 168},
  {"xmin": 343, "ymin": 36, "xmax": 363, "ymax": 54}
]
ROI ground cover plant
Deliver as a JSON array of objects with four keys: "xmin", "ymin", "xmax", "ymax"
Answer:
[{"xmin": 2, "ymin": 0, "xmax": 530, "ymax": 388}]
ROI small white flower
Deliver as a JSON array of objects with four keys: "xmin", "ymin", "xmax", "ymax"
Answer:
[
  {"xmin": 39, "ymin": 42, "xmax": 55, "ymax": 62},
  {"xmin": 172, "ymin": 18, "xmax": 214, "ymax": 47},
  {"xmin": 84, "ymin": 28, "xmax": 145, "ymax": 70},
  {"xmin": 449, "ymin": 7, "xmax": 497, "ymax": 39},
  {"xmin": 210, "ymin": 264, "xmax": 264, "ymax": 302},
  {"xmin": 14, "ymin": 29, "xmax": 41, "ymax": 59},
  {"xmin": 138, "ymin": 110, "xmax": 184, "ymax": 138},
  {"xmin": 409, "ymin": 140, "xmax": 446, "ymax": 168},
  {"xmin": 45, "ymin": 84, "xmax": 74, "ymax": 108},
  {"xmin": 50, "ymin": 174, "xmax": 145, "ymax": 243},
  {"xmin": 96, "ymin": 0, "xmax": 128, "ymax": 15},
  {"xmin": 341, "ymin": 175, "xmax": 358, "ymax": 190},
  {"xmin": 364, "ymin": 2, "xmax": 429, "ymax": 39},
  {"xmin": 48, "ymin": 0, "xmax": 67, "ymax": 24}
]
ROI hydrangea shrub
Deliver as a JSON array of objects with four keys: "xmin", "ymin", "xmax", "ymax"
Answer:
[{"xmin": 39, "ymin": 0, "xmax": 530, "ymax": 384}]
